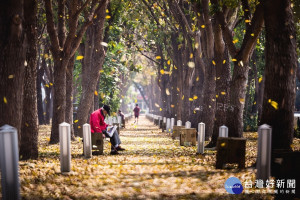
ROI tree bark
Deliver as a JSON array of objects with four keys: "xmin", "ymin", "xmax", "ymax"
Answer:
[
  {"xmin": 20, "ymin": 0, "xmax": 39, "ymax": 160},
  {"xmin": 66, "ymin": 55, "xmax": 75, "ymax": 140},
  {"xmin": 0, "ymin": 0, "xmax": 26, "ymax": 141},
  {"xmin": 261, "ymin": 0, "xmax": 297, "ymax": 150},
  {"xmin": 37, "ymin": 47, "xmax": 45, "ymax": 125}
]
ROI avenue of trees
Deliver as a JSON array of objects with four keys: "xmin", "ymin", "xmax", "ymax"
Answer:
[{"xmin": 0, "ymin": 0, "xmax": 299, "ymax": 160}]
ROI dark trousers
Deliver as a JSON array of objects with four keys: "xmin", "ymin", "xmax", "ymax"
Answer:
[{"xmin": 104, "ymin": 130, "xmax": 121, "ymax": 149}]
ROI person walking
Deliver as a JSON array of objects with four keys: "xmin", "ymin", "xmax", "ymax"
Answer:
[
  {"xmin": 90, "ymin": 105, "xmax": 125, "ymax": 155},
  {"xmin": 133, "ymin": 104, "xmax": 141, "ymax": 124}
]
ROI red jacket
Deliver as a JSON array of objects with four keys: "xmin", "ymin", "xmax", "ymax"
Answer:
[{"xmin": 90, "ymin": 108, "xmax": 108, "ymax": 133}]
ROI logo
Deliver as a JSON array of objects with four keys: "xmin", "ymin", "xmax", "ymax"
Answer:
[{"xmin": 225, "ymin": 177, "xmax": 243, "ymax": 194}]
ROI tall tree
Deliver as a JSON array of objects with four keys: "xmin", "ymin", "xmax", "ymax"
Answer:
[
  {"xmin": 261, "ymin": 0, "xmax": 297, "ymax": 150},
  {"xmin": 45, "ymin": 0, "xmax": 105, "ymax": 143},
  {"xmin": 0, "ymin": 0, "xmax": 26, "ymax": 140},
  {"xmin": 20, "ymin": 0, "xmax": 39, "ymax": 160}
]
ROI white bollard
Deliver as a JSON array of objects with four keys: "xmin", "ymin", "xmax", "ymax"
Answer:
[
  {"xmin": 166, "ymin": 118, "xmax": 171, "ymax": 133},
  {"xmin": 177, "ymin": 120, "xmax": 182, "ymax": 126},
  {"xmin": 0, "ymin": 125, "xmax": 20, "ymax": 200},
  {"xmin": 170, "ymin": 118, "xmax": 175, "ymax": 132},
  {"xmin": 83, "ymin": 123, "xmax": 92, "ymax": 158},
  {"xmin": 219, "ymin": 125, "xmax": 228, "ymax": 137},
  {"xmin": 197, "ymin": 123, "xmax": 205, "ymax": 154},
  {"xmin": 163, "ymin": 117, "xmax": 166, "ymax": 123},
  {"xmin": 185, "ymin": 121, "xmax": 191, "ymax": 128},
  {"xmin": 256, "ymin": 124, "xmax": 272, "ymax": 181},
  {"xmin": 59, "ymin": 122, "xmax": 71, "ymax": 173}
]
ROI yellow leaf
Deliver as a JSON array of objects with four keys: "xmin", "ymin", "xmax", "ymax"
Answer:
[
  {"xmin": 166, "ymin": 88, "xmax": 170, "ymax": 95},
  {"xmin": 239, "ymin": 98, "xmax": 245, "ymax": 104},
  {"xmin": 212, "ymin": 60, "xmax": 216, "ymax": 65},
  {"xmin": 135, "ymin": 99, "xmax": 137, "ymax": 103},
  {"xmin": 182, "ymin": 95, "xmax": 184, "ymax": 100},
  {"xmin": 106, "ymin": 9, "xmax": 109, "ymax": 13},
  {"xmin": 46, "ymin": 137, "xmax": 50, "ymax": 141},
  {"xmin": 201, "ymin": 25, "xmax": 205, "ymax": 28},
  {"xmin": 232, "ymin": 58, "xmax": 237, "ymax": 62},
  {"xmin": 94, "ymin": 15, "xmax": 97, "ymax": 19},
  {"xmin": 245, "ymin": 19, "xmax": 251, "ymax": 23},
  {"xmin": 44, "ymin": 54, "xmax": 49, "ymax": 59},
  {"xmin": 221, "ymin": 92, "xmax": 226, "ymax": 95},
  {"xmin": 257, "ymin": 39, "xmax": 260, "ymax": 44},
  {"xmin": 105, "ymin": 15, "xmax": 111, "ymax": 19},
  {"xmin": 251, "ymin": 33, "xmax": 254, "ymax": 37},
  {"xmin": 76, "ymin": 55, "xmax": 84, "ymax": 60},
  {"xmin": 268, "ymin": 99, "xmax": 271, "ymax": 103},
  {"xmin": 193, "ymin": 95, "xmax": 198, "ymax": 100},
  {"xmin": 174, "ymin": 65, "xmax": 177, "ymax": 69},
  {"xmin": 189, "ymin": 98, "xmax": 193, "ymax": 101},
  {"xmin": 78, "ymin": 126, "xmax": 81, "ymax": 129},
  {"xmin": 8, "ymin": 75, "xmax": 14, "ymax": 79},
  {"xmin": 160, "ymin": 108, "xmax": 162, "ymax": 111},
  {"xmin": 221, "ymin": 142, "xmax": 226, "ymax": 147},
  {"xmin": 45, "ymin": 84, "xmax": 49, "ymax": 88},
  {"xmin": 270, "ymin": 100, "xmax": 278, "ymax": 110},
  {"xmin": 99, "ymin": 69, "xmax": 104, "ymax": 73},
  {"xmin": 50, "ymin": 83, "xmax": 53, "ymax": 86},
  {"xmin": 167, "ymin": 60, "xmax": 171, "ymax": 65},
  {"xmin": 233, "ymin": 39, "xmax": 239, "ymax": 44},
  {"xmin": 94, "ymin": 91, "xmax": 98, "ymax": 96},
  {"xmin": 259, "ymin": 77, "xmax": 263, "ymax": 83},
  {"xmin": 171, "ymin": 105, "xmax": 175, "ymax": 108},
  {"xmin": 196, "ymin": 76, "xmax": 199, "ymax": 81},
  {"xmin": 195, "ymin": 43, "xmax": 199, "ymax": 49},
  {"xmin": 3, "ymin": 97, "xmax": 7, "ymax": 104},
  {"xmin": 156, "ymin": 56, "xmax": 161, "ymax": 60},
  {"xmin": 223, "ymin": 60, "xmax": 226, "ymax": 64},
  {"xmin": 254, "ymin": 101, "xmax": 256, "ymax": 105},
  {"xmin": 190, "ymin": 53, "xmax": 193, "ymax": 59},
  {"xmin": 160, "ymin": 69, "xmax": 165, "ymax": 74},
  {"xmin": 74, "ymin": 120, "xmax": 78, "ymax": 123},
  {"xmin": 155, "ymin": 103, "xmax": 160, "ymax": 107},
  {"xmin": 187, "ymin": 62, "xmax": 195, "ymax": 68},
  {"xmin": 194, "ymin": 110, "xmax": 196, "ymax": 114},
  {"xmin": 216, "ymin": 95, "xmax": 219, "ymax": 98},
  {"xmin": 177, "ymin": 87, "xmax": 180, "ymax": 92}
]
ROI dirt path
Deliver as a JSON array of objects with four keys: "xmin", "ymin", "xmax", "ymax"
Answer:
[{"xmin": 16, "ymin": 115, "xmax": 276, "ymax": 199}]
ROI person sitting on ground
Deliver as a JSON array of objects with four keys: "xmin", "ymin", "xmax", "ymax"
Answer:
[
  {"xmin": 90, "ymin": 105, "xmax": 125, "ymax": 155},
  {"xmin": 118, "ymin": 110, "xmax": 125, "ymax": 128},
  {"xmin": 133, "ymin": 104, "xmax": 140, "ymax": 124}
]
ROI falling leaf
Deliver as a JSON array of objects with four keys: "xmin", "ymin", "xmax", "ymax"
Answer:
[
  {"xmin": 190, "ymin": 53, "xmax": 193, "ymax": 59},
  {"xmin": 76, "ymin": 55, "xmax": 84, "ymax": 60},
  {"xmin": 94, "ymin": 91, "xmax": 98, "ymax": 96},
  {"xmin": 159, "ymin": 108, "xmax": 162, "ymax": 111},
  {"xmin": 233, "ymin": 39, "xmax": 238, "ymax": 44},
  {"xmin": 3, "ymin": 97, "xmax": 7, "ymax": 104},
  {"xmin": 182, "ymin": 95, "xmax": 184, "ymax": 100},
  {"xmin": 201, "ymin": 25, "xmax": 205, "ymax": 28},
  {"xmin": 8, "ymin": 75, "xmax": 14, "ymax": 79},
  {"xmin": 216, "ymin": 95, "xmax": 219, "ymax": 98},
  {"xmin": 232, "ymin": 58, "xmax": 237, "ymax": 62},
  {"xmin": 257, "ymin": 39, "xmax": 260, "ymax": 44},
  {"xmin": 171, "ymin": 105, "xmax": 175, "ymax": 108},
  {"xmin": 251, "ymin": 33, "xmax": 254, "ymax": 37},
  {"xmin": 221, "ymin": 92, "xmax": 226, "ymax": 95},
  {"xmin": 50, "ymin": 83, "xmax": 53, "ymax": 86},
  {"xmin": 99, "ymin": 69, "xmax": 104, "ymax": 73},
  {"xmin": 196, "ymin": 76, "xmax": 199, "ymax": 81},
  {"xmin": 74, "ymin": 120, "xmax": 78, "ymax": 123},
  {"xmin": 174, "ymin": 65, "xmax": 177, "ymax": 70},
  {"xmin": 135, "ymin": 99, "xmax": 137, "ymax": 103},
  {"xmin": 156, "ymin": 56, "xmax": 161, "ymax": 60},
  {"xmin": 239, "ymin": 60, "xmax": 244, "ymax": 67},
  {"xmin": 94, "ymin": 15, "xmax": 97, "ymax": 19},
  {"xmin": 223, "ymin": 60, "xmax": 226, "ymax": 64},
  {"xmin": 193, "ymin": 95, "xmax": 198, "ymax": 100},
  {"xmin": 101, "ymin": 42, "xmax": 108, "ymax": 47},
  {"xmin": 160, "ymin": 69, "xmax": 165, "ymax": 74},
  {"xmin": 195, "ymin": 43, "xmax": 199, "ymax": 49},
  {"xmin": 106, "ymin": 9, "xmax": 109, "ymax": 13},
  {"xmin": 166, "ymin": 88, "xmax": 170, "ymax": 95},
  {"xmin": 105, "ymin": 15, "xmax": 111, "ymax": 19},
  {"xmin": 270, "ymin": 100, "xmax": 278, "ymax": 110},
  {"xmin": 78, "ymin": 126, "xmax": 81, "ymax": 129},
  {"xmin": 187, "ymin": 62, "xmax": 195, "ymax": 68},
  {"xmin": 177, "ymin": 88, "xmax": 180, "ymax": 92},
  {"xmin": 189, "ymin": 98, "xmax": 193, "ymax": 101},
  {"xmin": 212, "ymin": 60, "xmax": 216, "ymax": 65},
  {"xmin": 221, "ymin": 142, "xmax": 226, "ymax": 147},
  {"xmin": 155, "ymin": 103, "xmax": 160, "ymax": 107},
  {"xmin": 239, "ymin": 98, "xmax": 245, "ymax": 104},
  {"xmin": 245, "ymin": 19, "xmax": 251, "ymax": 23},
  {"xmin": 254, "ymin": 101, "xmax": 256, "ymax": 105},
  {"xmin": 259, "ymin": 77, "xmax": 263, "ymax": 83},
  {"xmin": 44, "ymin": 54, "xmax": 49, "ymax": 59},
  {"xmin": 45, "ymin": 84, "xmax": 49, "ymax": 88},
  {"xmin": 167, "ymin": 60, "xmax": 171, "ymax": 65}
]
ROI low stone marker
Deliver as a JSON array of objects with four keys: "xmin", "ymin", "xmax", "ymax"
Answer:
[
  {"xmin": 59, "ymin": 122, "xmax": 71, "ymax": 173},
  {"xmin": 256, "ymin": 124, "xmax": 272, "ymax": 181},
  {"xmin": 166, "ymin": 118, "xmax": 171, "ymax": 133},
  {"xmin": 197, "ymin": 123, "xmax": 205, "ymax": 154},
  {"xmin": 215, "ymin": 137, "xmax": 246, "ymax": 169},
  {"xmin": 185, "ymin": 121, "xmax": 191, "ymax": 128},
  {"xmin": 219, "ymin": 125, "xmax": 228, "ymax": 137},
  {"xmin": 170, "ymin": 118, "xmax": 175, "ymax": 133},
  {"xmin": 83, "ymin": 123, "xmax": 92, "ymax": 158},
  {"xmin": 172, "ymin": 125, "xmax": 184, "ymax": 140},
  {"xmin": 180, "ymin": 128, "xmax": 197, "ymax": 146},
  {"xmin": 177, "ymin": 120, "xmax": 182, "ymax": 126},
  {"xmin": 0, "ymin": 125, "xmax": 20, "ymax": 200}
]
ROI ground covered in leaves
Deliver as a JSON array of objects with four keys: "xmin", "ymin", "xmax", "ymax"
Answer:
[{"xmin": 1, "ymin": 116, "xmax": 300, "ymax": 199}]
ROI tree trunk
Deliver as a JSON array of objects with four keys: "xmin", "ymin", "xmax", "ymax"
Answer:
[
  {"xmin": 66, "ymin": 55, "xmax": 75, "ymax": 140},
  {"xmin": 261, "ymin": 0, "xmax": 297, "ymax": 150},
  {"xmin": 20, "ymin": 0, "xmax": 38, "ymax": 160},
  {"xmin": 0, "ymin": 0, "xmax": 26, "ymax": 141},
  {"xmin": 37, "ymin": 48, "xmax": 45, "ymax": 125}
]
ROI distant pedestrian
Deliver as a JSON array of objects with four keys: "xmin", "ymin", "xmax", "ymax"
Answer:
[{"xmin": 133, "ymin": 104, "xmax": 140, "ymax": 124}]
